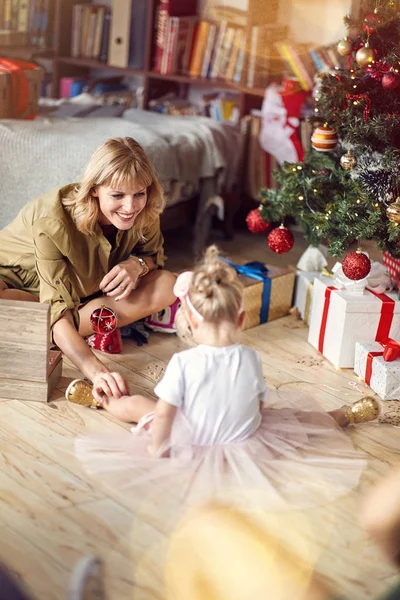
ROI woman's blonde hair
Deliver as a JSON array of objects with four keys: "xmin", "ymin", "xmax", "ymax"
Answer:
[
  {"xmin": 189, "ymin": 246, "xmax": 243, "ymax": 324},
  {"xmin": 62, "ymin": 137, "xmax": 165, "ymax": 236}
]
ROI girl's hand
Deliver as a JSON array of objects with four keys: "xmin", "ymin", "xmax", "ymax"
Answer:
[
  {"xmin": 99, "ymin": 258, "xmax": 143, "ymax": 301},
  {"xmin": 91, "ymin": 371, "xmax": 129, "ymax": 403}
]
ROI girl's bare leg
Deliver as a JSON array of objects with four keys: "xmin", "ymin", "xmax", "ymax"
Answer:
[{"xmin": 101, "ymin": 393, "xmax": 156, "ymax": 423}]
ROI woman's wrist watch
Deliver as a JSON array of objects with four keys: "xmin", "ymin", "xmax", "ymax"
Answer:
[{"xmin": 130, "ymin": 255, "xmax": 150, "ymax": 278}]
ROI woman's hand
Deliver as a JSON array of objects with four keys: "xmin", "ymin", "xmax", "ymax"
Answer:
[
  {"xmin": 100, "ymin": 257, "xmax": 144, "ymax": 301},
  {"xmin": 91, "ymin": 371, "xmax": 129, "ymax": 403}
]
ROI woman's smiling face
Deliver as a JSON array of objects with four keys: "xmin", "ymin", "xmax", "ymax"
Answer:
[{"xmin": 93, "ymin": 179, "xmax": 148, "ymax": 230}]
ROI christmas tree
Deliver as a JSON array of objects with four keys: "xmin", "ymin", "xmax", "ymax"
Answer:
[{"xmin": 255, "ymin": 0, "xmax": 400, "ymax": 258}]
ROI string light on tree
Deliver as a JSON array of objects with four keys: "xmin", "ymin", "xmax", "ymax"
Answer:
[{"xmin": 267, "ymin": 226, "xmax": 294, "ymax": 254}]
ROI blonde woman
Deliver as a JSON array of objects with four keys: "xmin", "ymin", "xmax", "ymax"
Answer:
[{"xmin": 0, "ymin": 137, "xmax": 176, "ymax": 402}]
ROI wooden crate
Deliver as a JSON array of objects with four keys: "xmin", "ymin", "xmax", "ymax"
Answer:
[{"xmin": 0, "ymin": 299, "xmax": 62, "ymax": 402}]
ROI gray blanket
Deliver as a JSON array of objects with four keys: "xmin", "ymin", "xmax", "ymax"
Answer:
[{"xmin": 0, "ymin": 111, "xmax": 242, "ymax": 229}]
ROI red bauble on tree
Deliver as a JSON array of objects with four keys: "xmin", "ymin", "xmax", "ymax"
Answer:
[
  {"xmin": 342, "ymin": 251, "xmax": 371, "ymax": 280},
  {"xmin": 246, "ymin": 208, "xmax": 270, "ymax": 234},
  {"xmin": 363, "ymin": 12, "xmax": 381, "ymax": 35},
  {"xmin": 90, "ymin": 305, "xmax": 118, "ymax": 334},
  {"xmin": 382, "ymin": 71, "xmax": 400, "ymax": 91},
  {"xmin": 267, "ymin": 226, "xmax": 294, "ymax": 254}
]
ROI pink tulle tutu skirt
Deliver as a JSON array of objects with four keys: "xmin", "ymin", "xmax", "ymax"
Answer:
[{"xmin": 75, "ymin": 391, "xmax": 366, "ymax": 526}]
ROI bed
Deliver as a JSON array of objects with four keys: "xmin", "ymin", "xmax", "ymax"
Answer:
[{"xmin": 0, "ymin": 110, "xmax": 243, "ymax": 254}]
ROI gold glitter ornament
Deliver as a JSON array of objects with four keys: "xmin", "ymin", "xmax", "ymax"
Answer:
[
  {"xmin": 356, "ymin": 44, "xmax": 375, "ymax": 68},
  {"xmin": 337, "ymin": 38, "xmax": 353, "ymax": 56},
  {"xmin": 340, "ymin": 150, "xmax": 357, "ymax": 170},
  {"xmin": 387, "ymin": 198, "xmax": 400, "ymax": 223}
]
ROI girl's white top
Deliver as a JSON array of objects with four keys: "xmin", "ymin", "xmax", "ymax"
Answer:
[{"xmin": 154, "ymin": 344, "xmax": 268, "ymax": 446}]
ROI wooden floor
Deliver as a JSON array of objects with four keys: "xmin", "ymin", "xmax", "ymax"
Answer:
[{"xmin": 0, "ymin": 229, "xmax": 399, "ymax": 600}]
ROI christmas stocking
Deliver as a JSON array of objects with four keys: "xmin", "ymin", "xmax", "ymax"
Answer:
[{"xmin": 259, "ymin": 81, "xmax": 308, "ymax": 165}]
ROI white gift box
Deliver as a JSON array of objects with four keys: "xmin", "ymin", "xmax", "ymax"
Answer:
[
  {"xmin": 294, "ymin": 271, "xmax": 319, "ymax": 324},
  {"xmin": 354, "ymin": 341, "xmax": 400, "ymax": 400},
  {"xmin": 308, "ymin": 277, "xmax": 400, "ymax": 369}
]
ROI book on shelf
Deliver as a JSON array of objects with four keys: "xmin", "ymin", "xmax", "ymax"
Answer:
[
  {"xmin": 70, "ymin": 1, "xmax": 147, "ymax": 67},
  {"xmin": 188, "ymin": 20, "xmax": 210, "ymax": 78},
  {"xmin": 276, "ymin": 41, "xmax": 346, "ymax": 90},
  {"xmin": 0, "ymin": 0, "xmax": 54, "ymax": 47},
  {"xmin": 153, "ymin": 0, "xmax": 198, "ymax": 73},
  {"xmin": 200, "ymin": 21, "xmax": 216, "ymax": 79}
]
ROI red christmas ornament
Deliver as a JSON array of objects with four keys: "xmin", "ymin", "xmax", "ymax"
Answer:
[
  {"xmin": 90, "ymin": 305, "xmax": 117, "ymax": 334},
  {"xmin": 267, "ymin": 226, "xmax": 294, "ymax": 254},
  {"xmin": 86, "ymin": 329, "xmax": 122, "ymax": 354},
  {"xmin": 363, "ymin": 12, "xmax": 381, "ymax": 35},
  {"xmin": 246, "ymin": 208, "xmax": 270, "ymax": 234},
  {"xmin": 342, "ymin": 251, "xmax": 371, "ymax": 280},
  {"xmin": 382, "ymin": 71, "xmax": 400, "ymax": 91}
]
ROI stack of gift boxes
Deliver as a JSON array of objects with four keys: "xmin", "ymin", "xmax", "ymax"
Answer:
[
  {"xmin": 222, "ymin": 250, "xmax": 400, "ymax": 402},
  {"xmin": 294, "ymin": 251, "xmax": 400, "ymax": 401}
]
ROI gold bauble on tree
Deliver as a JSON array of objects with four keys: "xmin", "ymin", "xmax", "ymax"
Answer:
[
  {"xmin": 340, "ymin": 150, "xmax": 357, "ymax": 170},
  {"xmin": 337, "ymin": 38, "xmax": 353, "ymax": 56},
  {"xmin": 387, "ymin": 198, "xmax": 400, "ymax": 223},
  {"xmin": 356, "ymin": 44, "xmax": 375, "ymax": 68}
]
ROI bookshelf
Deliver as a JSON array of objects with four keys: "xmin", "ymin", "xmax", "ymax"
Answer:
[
  {"xmin": 47, "ymin": 0, "xmax": 283, "ymax": 118},
  {"xmin": 0, "ymin": 0, "xmax": 364, "ymax": 116}
]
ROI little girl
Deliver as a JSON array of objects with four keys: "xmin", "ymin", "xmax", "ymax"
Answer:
[{"xmin": 73, "ymin": 246, "xmax": 379, "ymax": 516}]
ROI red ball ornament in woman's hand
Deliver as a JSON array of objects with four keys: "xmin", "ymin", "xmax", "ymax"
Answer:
[
  {"xmin": 342, "ymin": 251, "xmax": 371, "ymax": 280},
  {"xmin": 90, "ymin": 305, "xmax": 118, "ymax": 334},
  {"xmin": 246, "ymin": 208, "xmax": 270, "ymax": 234},
  {"xmin": 267, "ymin": 226, "xmax": 294, "ymax": 254}
]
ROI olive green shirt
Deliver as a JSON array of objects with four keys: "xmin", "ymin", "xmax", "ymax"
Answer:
[{"xmin": 0, "ymin": 184, "xmax": 165, "ymax": 333}]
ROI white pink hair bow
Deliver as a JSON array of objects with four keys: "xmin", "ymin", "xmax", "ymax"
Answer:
[{"xmin": 173, "ymin": 271, "xmax": 204, "ymax": 321}]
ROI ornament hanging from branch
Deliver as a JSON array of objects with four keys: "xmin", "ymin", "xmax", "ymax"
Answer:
[
  {"xmin": 246, "ymin": 208, "xmax": 270, "ymax": 234},
  {"xmin": 382, "ymin": 71, "xmax": 400, "ymax": 90},
  {"xmin": 363, "ymin": 12, "xmax": 381, "ymax": 35},
  {"xmin": 356, "ymin": 43, "xmax": 375, "ymax": 68},
  {"xmin": 337, "ymin": 37, "xmax": 353, "ymax": 56},
  {"xmin": 267, "ymin": 226, "xmax": 294, "ymax": 254},
  {"xmin": 311, "ymin": 125, "xmax": 338, "ymax": 152},
  {"xmin": 387, "ymin": 198, "xmax": 400, "ymax": 223},
  {"xmin": 342, "ymin": 250, "xmax": 371, "ymax": 280},
  {"xmin": 340, "ymin": 150, "xmax": 357, "ymax": 170}
]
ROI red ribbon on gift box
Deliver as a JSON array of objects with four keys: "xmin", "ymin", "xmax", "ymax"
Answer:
[
  {"xmin": 318, "ymin": 286, "xmax": 395, "ymax": 355},
  {"xmin": 0, "ymin": 58, "xmax": 37, "ymax": 119},
  {"xmin": 364, "ymin": 338, "xmax": 400, "ymax": 385}
]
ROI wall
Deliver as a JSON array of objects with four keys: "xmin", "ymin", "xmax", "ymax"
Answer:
[{"xmin": 279, "ymin": 0, "xmax": 352, "ymax": 45}]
